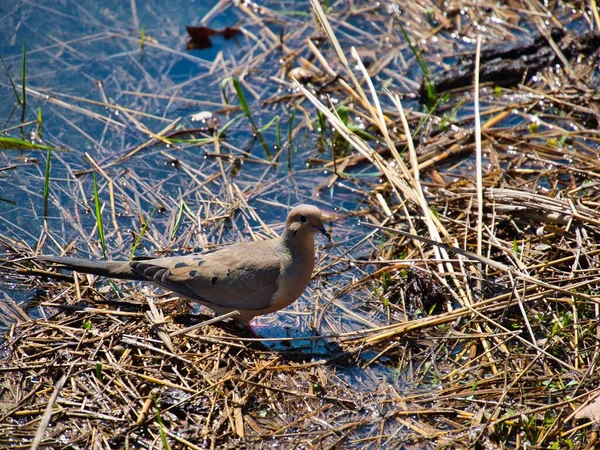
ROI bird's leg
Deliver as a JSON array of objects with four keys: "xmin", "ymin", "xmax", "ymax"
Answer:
[
  {"xmin": 235, "ymin": 320, "xmax": 260, "ymax": 338},
  {"xmin": 245, "ymin": 324, "xmax": 260, "ymax": 338}
]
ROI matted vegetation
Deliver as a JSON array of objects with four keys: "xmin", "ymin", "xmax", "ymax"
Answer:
[{"xmin": 2, "ymin": 0, "xmax": 600, "ymax": 448}]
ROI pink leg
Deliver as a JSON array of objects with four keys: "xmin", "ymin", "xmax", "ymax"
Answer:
[
  {"xmin": 243, "ymin": 323, "xmax": 261, "ymax": 338},
  {"xmin": 234, "ymin": 319, "xmax": 261, "ymax": 337}
]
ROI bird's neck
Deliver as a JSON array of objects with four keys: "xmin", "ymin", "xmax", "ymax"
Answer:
[{"xmin": 280, "ymin": 229, "xmax": 315, "ymax": 263}]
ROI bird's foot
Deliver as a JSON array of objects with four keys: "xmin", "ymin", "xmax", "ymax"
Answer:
[
  {"xmin": 243, "ymin": 323, "xmax": 261, "ymax": 338},
  {"xmin": 234, "ymin": 321, "xmax": 261, "ymax": 338}
]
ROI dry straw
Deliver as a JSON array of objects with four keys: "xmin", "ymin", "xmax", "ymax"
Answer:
[{"xmin": 2, "ymin": 0, "xmax": 600, "ymax": 448}]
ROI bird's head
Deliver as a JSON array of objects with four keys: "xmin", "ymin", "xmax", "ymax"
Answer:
[{"xmin": 285, "ymin": 204, "xmax": 331, "ymax": 241}]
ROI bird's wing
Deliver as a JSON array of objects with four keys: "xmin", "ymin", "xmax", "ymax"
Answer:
[{"xmin": 130, "ymin": 240, "xmax": 283, "ymax": 311}]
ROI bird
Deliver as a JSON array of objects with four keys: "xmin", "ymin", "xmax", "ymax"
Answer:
[{"xmin": 37, "ymin": 205, "xmax": 331, "ymax": 335}]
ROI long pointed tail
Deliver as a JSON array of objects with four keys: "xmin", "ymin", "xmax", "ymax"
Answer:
[{"xmin": 37, "ymin": 256, "xmax": 145, "ymax": 281}]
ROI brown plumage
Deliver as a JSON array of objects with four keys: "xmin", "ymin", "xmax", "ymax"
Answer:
[{"xmin": 38, "ymin": 205, "xmax": 330, "ymax": 327}]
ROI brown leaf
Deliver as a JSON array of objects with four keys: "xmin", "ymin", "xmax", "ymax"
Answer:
[{"xmin": 186, "ymin": 26, "xmax": 240, "ymax": 50}]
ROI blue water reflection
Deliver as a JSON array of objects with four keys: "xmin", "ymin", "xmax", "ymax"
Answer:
[{"xmin": 0, "ymin": 0, "xmax": 379, "ymax": 350}]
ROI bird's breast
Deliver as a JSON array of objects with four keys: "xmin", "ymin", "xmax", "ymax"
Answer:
[{"xmin": 270, "ymin": 255, "xmax": 315, "ymax": 310}]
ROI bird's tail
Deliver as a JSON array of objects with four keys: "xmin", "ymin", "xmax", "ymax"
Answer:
[{"xmin": 37, "ymin": 256, "xmax": 145, "ymax": 281}]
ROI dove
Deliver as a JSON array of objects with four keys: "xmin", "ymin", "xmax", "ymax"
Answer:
[{"xmin": 37, "ymin": 205, "xmax": 330, "ymax": 334}]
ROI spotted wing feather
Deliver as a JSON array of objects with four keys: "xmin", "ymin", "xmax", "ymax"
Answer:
[{"xmin": 130, "ymin": 240, "xmax": 283, "ymax": 311}]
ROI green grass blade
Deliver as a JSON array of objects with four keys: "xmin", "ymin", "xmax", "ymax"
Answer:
[
  {"xmin": 287, "ymin": 105, "xmax": 297, "ymax": 144},
  {"xmin": 220, "ymin": 77, "xmax": 230, "ymax": 105},
  {"xmin": 396, "ymin": 19, "xmax": 437, "ymax": 107},
  {"xmin": 286, "ymin": 105, "xmax": 297, "ymax": 170},
  {"xmin": 336, "ymin": 105, "xmax": 349, "ymax": 125},
  {"xmin": 232, "ymin": 78, "xmax": 253, "ymax": 124},
  {"xmin": 172, "ymin": 199, "xmax": 195, "ymax": 241},
  {"xmin": 92, "ymin": 171, "xmax": 107, "ymax": 259},
  {"xmin": 348, "ymin": 126, "xmax": 377, "ymax": 142},
  {"xmin": 154, "ymin": 398, "xmax": 171, "ymax": 450},
  {"xmin": 95, "ymin": 362, "xmax": 103, "ymax": 381},
  {"xmin": 0, "ymin": 54, "xmax": 21, "ymax": 104},
  {"xmin": 232, "ymin": 78, "xmax": 271, "ymax": 158},
  {"xmin": 166, "ymin": 136, "xmax": 214, "ymax": 146},
  {"xmin": 397, "ymin": 19, "xmax": 428, "ymax": 77},
  {"xmin": 316, "ymin": 110, "xmax": 326, "ymax": 135},
  {"xmin": 36, "ymin": 107, "xmax": 43, "ymax": 139},
  {"xmin": 165, "ymin": 114, "xmax": 245, "ymax": 146},
  {"xmin": 109, "ymin": 280, "xmax": 121, "ymax": 298},
  {"xmin": 256, "ymin": 132, "xmax": 272, "ymax": 159},
  {"xmin": 257, "ymin": 115, "xmax": 279, "ymax": 133},
  {"xmin": 139, "ymin": 25, "xmax": 146, "ymax": 65},
  {"xmin": 217, "ymin": 114, "xmax": 243, "ymax": 138},
  {"xmin": 21, "ymin": 39, "xmax": 27, "ymax": 130},
  {"xmin": 43, "ymin": 148, "xmax": 51, "ymax": 219},
  {"xmin": 171, "ymin": 200, "xmax": 185, "ymax": 240},
  {"xmin": 275, "ymin": 115, "xmax": 281, "ymax": 149},
  {"xmin": 140, "ymin": 25, "xmax": 145, "ymax": 51},
  {"xmin": 0, "ymin": 136, "xmax": 65, "ymax": 151},
  {"xmin": 130, "ymin": 207, "xmax": 155, "ymax": 258},
  {"xmin": 439, "ymin": 97, "xmax": 465, "ymax": 131}
]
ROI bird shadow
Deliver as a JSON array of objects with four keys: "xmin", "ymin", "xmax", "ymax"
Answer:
[
  {"xmin": 173, "ymin": 313, "xmax": 352, "ymax": 364},
  {"xmin": 21, "ymin": 289, "xmax": 355, "ymax": 367}
]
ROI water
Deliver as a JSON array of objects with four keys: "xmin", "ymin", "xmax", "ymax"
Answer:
[
  {"xmin": 0, "ymin": 0, "xmax": 383, "ymax": 351},
  {"xmin": 6, "ymin": 3, "xmax": 600, "ymax": 448},
  {"xmin": 2, "ymin": 0, "xmax": 597, "ymax": 401}
]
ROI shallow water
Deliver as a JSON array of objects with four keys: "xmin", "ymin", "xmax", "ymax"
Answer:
[
  {"xmin": 0, "ymin": 0, "xmax": 385, "ymax": 353},
  {"xmin": 5, "ymin": 3, "xmax": 600, "ymax": 449},
  {"xmin": 1, "ymin": 0, "xmax": 598, "ymax": 402}
]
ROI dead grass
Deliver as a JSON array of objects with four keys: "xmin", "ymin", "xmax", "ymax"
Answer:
[{"xmin": 2, "ymin": 0, "xmax": 600, "ymax": 448}]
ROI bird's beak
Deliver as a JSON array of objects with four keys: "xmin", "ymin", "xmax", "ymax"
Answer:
[{"xmin": 314, "ymin": 225, "xmax": 331, "ymax": 241}]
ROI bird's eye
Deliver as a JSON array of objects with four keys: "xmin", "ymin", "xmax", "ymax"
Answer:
[{"xmin": 299, "ymin": 215, "xmax": 307, "ymax": 223}]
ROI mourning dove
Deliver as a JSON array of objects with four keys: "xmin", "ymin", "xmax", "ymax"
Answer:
[{"xmin": 38, "ymin": 205, "xmax": 330, "ymax": 332}]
